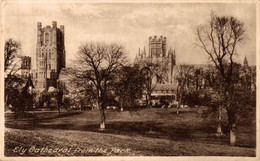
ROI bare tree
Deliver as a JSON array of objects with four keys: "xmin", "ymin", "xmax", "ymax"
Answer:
[
  {"xmin": 140, "ymin": 61, "xmax": 168, "ymax": 108},
  {"xmin": 196, "ymin": 12, "xmax": 245, "ymax": 145},
  {"xmin": 113, "ymin": 65, "xmax": 144, "ymax": 111},
  {"xmin": 72, "ymin": 42, "xmax": 127, "ymax": 130},
  {"xmin": 4, "ymin": 39, "xmax": 22, "ymax": 74},
  {"xmin": 175, "ymin": 64, "xmax": 194, "ymax": 107},
  {"xmin": 4, "ymin": 39, "xmax": 24, "ymax": 109}
]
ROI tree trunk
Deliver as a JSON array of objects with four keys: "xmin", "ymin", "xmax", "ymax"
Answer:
[
  {"xmin": 58, "ymin": 107, "xmax": 60, "ymax": 116},
  {"xmin": 145, "ymin": 94, "xmax": 148, "ymax": 108},
  {"xmin": 99, "ymin": 108, "xmax": 106, "ymax": 130},
  {"xmin": 5, "ymin": 94, "xmax": 9, "ymax": 111},
  {"xmin": 120, "ymin": 96, "xmax": 124, "ymax": 112},
  {"xmin": 147, "ymin": 93, "xmax": 152, "ymax": 108},
  {"xmin": 148, "ymin": 99, "xmax": 151, "ymax": 108},
  {"xmin": 179, "ymin": 91, "xmax": 182, "ymax": 108},
  {"xmin": 92, "ymin": 103, "xmax": 94, "ymax": 110},
  {"xmin": 230, "ymin": 123, "xmax": 236, "ymax": 146},
  {"xmin": 217, "ymin": 107, "xmax": 223, "ymax": 135}
]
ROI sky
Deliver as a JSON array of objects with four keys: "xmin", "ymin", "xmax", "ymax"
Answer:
[{"xmin": 2, "ymin": 2, "xmax": 256, "ymax": 68}]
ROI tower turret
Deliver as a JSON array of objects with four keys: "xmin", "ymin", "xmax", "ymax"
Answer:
[
  {"xmin": 52, "ymin": 21, "xmax": 57, "ymax": 28},
  {"xmin": 37, "ymin": 22, "xmax": 42, "ymax": 45},
  {"xmin": 143, "ymin": 46, "xmax": 146, "ymax": 57},
  {"xmin": 244, "ymin": 56, "xmax": 248, "ymax": 67},
  {"xmin": 37, "ymin": 22, "xmax": 42, "ymax": 29},
  {"xmin": 162, "ymin": 36, "xmax": 166, "ymax": 57},
  {"xmin": 52, "ymin": 24, "xmax": 57, "ymax": 47},
  {"xmin": 60, "ymin": 25, "xmax": 65, "ymax": 46},
  {"xmin": 173, "ymin": 49, "xmax": 176, "ymax": 66}
]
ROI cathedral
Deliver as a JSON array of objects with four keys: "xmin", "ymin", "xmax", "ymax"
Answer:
[
  {"xmin": 33, "ymin": 21, "xmax": 66, "ymax": 90},
  {"xmin": 134, "ymin": 35, "xmax": 178, "ymax": 106},
  {"xmin": 135, "ymin": 35, "xmax": 176, "ymax": 84}
]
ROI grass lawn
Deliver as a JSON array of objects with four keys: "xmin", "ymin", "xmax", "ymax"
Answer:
[{"xmin": 5, "ymin": 108, "xmax": 256, "ymax": 156}]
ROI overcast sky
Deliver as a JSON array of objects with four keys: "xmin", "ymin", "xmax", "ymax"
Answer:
[{"xmin": 3, "ymin": 2, "xmax": 256, "ymax": 68}]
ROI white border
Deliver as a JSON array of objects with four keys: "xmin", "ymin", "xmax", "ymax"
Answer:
[{"xmin": 0, "ymin": 0, "xmax": 259, "ymax": 161}]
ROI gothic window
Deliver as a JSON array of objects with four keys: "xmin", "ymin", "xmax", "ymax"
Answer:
[
  {"xmin": 36, "ymin": 73, "xmax": 38, "ymax": 78},
  {"xmin": 49, "ymin": 64, "xmax": 51, "ymax": 69},
  {"xmin": 45, "ymin": 33, "xmax": 49, "ymax": 44},
  {"xmin": 49, "ymin": 52, "xmax": 51, "ymax": 59},
  {"xmin": 40, "ymin": 61, "xmax": 43, "ymax": 67}
]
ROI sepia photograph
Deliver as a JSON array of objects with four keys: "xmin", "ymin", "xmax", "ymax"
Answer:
[{"xmin": 1, "ymin": 0, "xmax": 258, "ymax": 159}]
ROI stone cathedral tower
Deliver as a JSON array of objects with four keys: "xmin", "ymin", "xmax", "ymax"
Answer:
[
  {"xmin": 135, "ymin": 35, "xmax": 176, "ymax": 84},
  {"xmin": 35, "ymin": 21, "xmax": 65, "ymax": 90},
  {"xmin": 149, "ymin": 35, "xmax": 167, "ymax": 58}
]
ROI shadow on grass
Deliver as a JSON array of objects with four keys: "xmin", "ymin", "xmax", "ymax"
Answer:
[
  {"xmin": 5, "ymin": 118, "xmax": 233, "ymax": 147},
  {"xmin": 5, "ymin": 111, "xmax": 83, "ymax": 122},
  {"xmin": 5, "ymin": 109, "xmax": 255, "ymax": 149}
]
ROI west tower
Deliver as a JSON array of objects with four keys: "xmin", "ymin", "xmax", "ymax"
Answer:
[{"xmin": 35, "ymin": 21, "xmax": 65, "ymax": 90}]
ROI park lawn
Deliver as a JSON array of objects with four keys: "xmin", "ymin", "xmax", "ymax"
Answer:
[{"xmin": 5, "ymin": 108, "xmax": 256, "ymax": 156}]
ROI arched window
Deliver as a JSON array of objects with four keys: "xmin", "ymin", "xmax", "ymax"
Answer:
[
  {"xmin": 45, "ymin": 33, "xmax": 49, "ymax": 44},
  {"xmin": 40, "ymin": 61, "xmax": 43, "ymax": 67}
]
